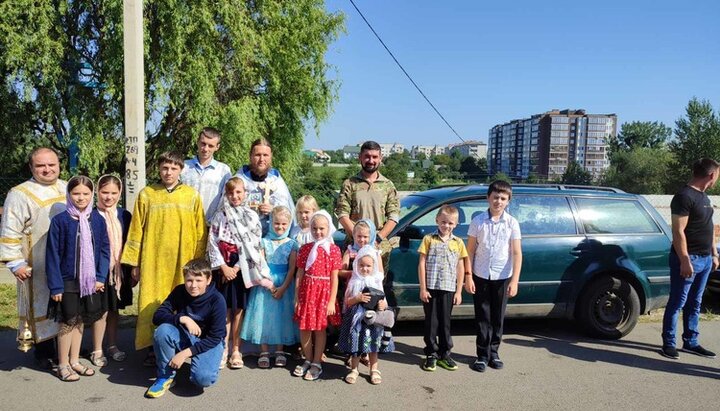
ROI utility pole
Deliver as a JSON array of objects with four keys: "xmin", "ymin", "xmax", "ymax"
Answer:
[{"xmin": 123, "ymin": 0, "xmax": 146, "ymax": 210}]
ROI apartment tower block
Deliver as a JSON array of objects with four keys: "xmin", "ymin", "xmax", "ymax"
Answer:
[{"xmin": 488, "ymin": 109, "xmax": 616, "ymax": 180}]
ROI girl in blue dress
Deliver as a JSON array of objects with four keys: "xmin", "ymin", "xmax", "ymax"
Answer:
[{"xmin": 241, "ymin": 206, "xmax": 299, "ymax": 368}]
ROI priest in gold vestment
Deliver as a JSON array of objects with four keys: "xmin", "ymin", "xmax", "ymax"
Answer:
[{"xmin": 0, "ymin": 148, "xmax": 66, "ymax": 365}]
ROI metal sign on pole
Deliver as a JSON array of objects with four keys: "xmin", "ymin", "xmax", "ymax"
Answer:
[{"xmin": 123, "ymin": 0, "xmax": 146, "ymax": 210}]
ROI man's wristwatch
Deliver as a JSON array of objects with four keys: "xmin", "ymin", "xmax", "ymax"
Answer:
[{"xmin": 376, "ymin": 233, "xmax": 384, "ymax": 244}]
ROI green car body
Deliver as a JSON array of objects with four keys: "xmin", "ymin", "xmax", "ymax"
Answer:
[{"xmin": 372, "ymin": 184, "xmax": 672, "ymax": 339}]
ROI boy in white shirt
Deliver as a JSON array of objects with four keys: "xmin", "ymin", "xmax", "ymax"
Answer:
[{"xmin": 465, "ymin": 180, "xmax": 522, "ymax": 372}]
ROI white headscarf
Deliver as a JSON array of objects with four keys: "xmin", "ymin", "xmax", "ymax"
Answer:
[
  {"xmin": 344, "ymin": 245, "xmax": 384, "ymax": 329},
  {"xmin": 305, "ymin": 210, "xmax": 337, "ymax": 271}
]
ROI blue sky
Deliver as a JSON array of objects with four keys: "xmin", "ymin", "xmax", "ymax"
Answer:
[{"xmin": 304, "ymin": 0, "xmax": 720, "ymax": 150}]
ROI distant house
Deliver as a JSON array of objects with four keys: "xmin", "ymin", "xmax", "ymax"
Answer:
[
  {"xmin": 342, "ymin": 145, "xmax": 361, "ymax": 160},
  {"xmin": 410, "ymin": 145, "xmax": 445, "ymax": 159},
  {"xmin": 378, "ymin": 143, "xmax": 404, "ymax": 157},
  {"xmin": 304, "ymin": 149, "xmax": 330, "ymax": 163},
  {"xmin": 447, "ymin": 140, "xmax": 488, "ymax": 159}
]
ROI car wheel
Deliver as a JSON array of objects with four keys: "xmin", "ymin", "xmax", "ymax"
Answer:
[{"xmin": 576, "ymin": 275, "xmax": 640, "ymax": 339}]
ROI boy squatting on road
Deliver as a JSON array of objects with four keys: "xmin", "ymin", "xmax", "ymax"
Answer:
[{"xmin": 145, "ymin": 259, "xmax": 226, "ymax": 398}]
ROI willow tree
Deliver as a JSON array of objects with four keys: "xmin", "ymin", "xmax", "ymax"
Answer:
[{"xmin": 0, "ymin": 1, "xmax": 344, "ymax": 179}]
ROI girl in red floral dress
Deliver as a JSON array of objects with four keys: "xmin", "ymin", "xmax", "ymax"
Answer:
[{"xmin": 293, "ymin": 210, "xmax": 341, "ymax": 381}]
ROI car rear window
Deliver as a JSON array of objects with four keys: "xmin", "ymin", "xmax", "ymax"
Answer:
[
  {"xmin": 508, "ymin": 195, "xmax": 577, "ymax": 236},
  {"xmin": 574, "ymin": 197, "xmax": 661, "ymax": 234}
]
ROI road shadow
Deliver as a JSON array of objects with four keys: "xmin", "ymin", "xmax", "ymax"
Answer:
[{"xmin": 504, "ymin": 331, "xmax": 720, "ymax": 380}]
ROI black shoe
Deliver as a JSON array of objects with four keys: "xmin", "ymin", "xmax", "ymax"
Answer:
[
  {"xmin": 470, "ymin": 360, "xmax": 487, "ymax": 373},
  {"xmin": 682, "ymin": 344, "xmax": 716, "ymax": 358},
  {"xmin": 437, "ymin": 356, "xmax": 458, "ymax": 371},
  {"xmin": 422, "ymin": 356, "xmax": 437, "ymax": 372},
  {"xmin": 660, "ymin": 345, "xmax": 679, "ymax": 359},
  {"xmin": 489, "ymin": 358, "xmax": 504, "ymax": 370}
]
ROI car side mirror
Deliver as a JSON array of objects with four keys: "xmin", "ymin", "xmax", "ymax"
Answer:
[{"xmin": 398, "ymin": 225, "xmax": 424, "ymax": 249}]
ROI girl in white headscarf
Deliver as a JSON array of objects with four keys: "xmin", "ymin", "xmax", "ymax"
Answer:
[
  {"xmin": 292, "ymin": 210, "xmax": 342, "ymax": 381},
  {"xmin": 337, "ymin": 245, "xmax": 394, "ymax": 385}
]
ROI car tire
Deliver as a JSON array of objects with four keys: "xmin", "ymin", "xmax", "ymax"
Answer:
[{"xmin": 576, "ymin": 275, "xmax": 640, "ymax": 339}]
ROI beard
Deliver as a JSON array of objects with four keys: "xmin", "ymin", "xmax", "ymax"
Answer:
[{"xmin": 362, "ymin": 163, "xmax": 379, "ymax": 174}]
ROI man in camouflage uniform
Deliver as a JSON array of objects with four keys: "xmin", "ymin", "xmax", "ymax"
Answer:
[{"xmin": 335, "ymin": 140, "xmax": 400, "ymax": 250}]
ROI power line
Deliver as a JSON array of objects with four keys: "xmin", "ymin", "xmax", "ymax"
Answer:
[{"xmin": 347, "ymin": 0, "xmax": 466, "ymax": 143}]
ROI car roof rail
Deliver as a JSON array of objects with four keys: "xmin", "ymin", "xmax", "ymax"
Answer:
[
  {"xmin": 428, "ymin": 183, "xmax": 625, "ymax": 194},
  {"xmin": 511, "ymin": 184, "xmax": 625, "ymax": 193},
  {"xmin": 428, "ymin": 183, "xmax": 471, "ymax": 190}
]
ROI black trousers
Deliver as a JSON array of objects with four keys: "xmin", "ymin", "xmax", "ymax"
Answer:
[
  {"xmin": 423, "ymin": 289, "xmax": 454, "ymax": 358},
  {"xmin": 472, "ymin": 276, "xmax": 510, "ymax": 362}
]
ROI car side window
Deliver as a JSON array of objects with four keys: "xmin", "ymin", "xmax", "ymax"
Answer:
[
  {"xmin": 409, "ymin": 199, "xmax": 487, "ymax": 239},
  {"xmin": 508, "ymin": 195, "xmax": 577, "ymax": 236},
  {"xmin": 574, "ymin": 198, "xmax": 661, "ymax": 234}
]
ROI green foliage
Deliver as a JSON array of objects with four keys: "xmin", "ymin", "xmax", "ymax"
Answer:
[
  {"xmin": 602, "ymin": 147, "xmax": 675, "ymax": 194},
  {"xmin": 669, "ymin": 98, "xmax": 720, "ymax": 189},
  {"xmin": 561, "ymin": 161, "xmax": 593, "ymax": 185},
  {"xmin": 608, "ymin": 121, "xmax": 671, "ymax": 157},
  {"xmin": 459, "ymin": 156, "xmax": 488, "ymax": 181},
  {"xmin": 421, "ymin": 166, "xmax": 439, "ymax": 187},
  {"xmin": 324, "ymin": 149, "xmax": 346, "ymax": 163},
  {"xmin": 381, "ymin": 152, "xmax": 410, "ymax": 189},
  {"xmin": 287, "ymin": 157, "xmax": 345, "ymax": 212},
  {"xmin": 0, "ymin": 1, "xmax": 344, "ymax": 180},
  {"xmin": 490, "ymin": 172, "xmax": 512, "ymax": 184}
]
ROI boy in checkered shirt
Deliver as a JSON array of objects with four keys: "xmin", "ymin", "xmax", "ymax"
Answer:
[{"xmin": 418, "ymin": 205, "xmax": 468, "ymax": 371}]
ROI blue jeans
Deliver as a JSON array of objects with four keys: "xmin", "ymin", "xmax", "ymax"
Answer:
[
  {"xmin": 153, "ymin": 323, "xmax": 223, "ymax": 387},
  {"xmin": 661, "ymin": 252, "xmax": 712, "ymax": 348}
]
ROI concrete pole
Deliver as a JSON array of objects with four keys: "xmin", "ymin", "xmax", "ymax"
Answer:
[{"xmin": 123, "ymin": 0, "xmax": 146, "ymax": 210}]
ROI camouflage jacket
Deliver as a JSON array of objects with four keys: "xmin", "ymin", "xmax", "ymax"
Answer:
[{"xmin": 335, "ymin": 171, "xmax": 400, "ymax": 231}]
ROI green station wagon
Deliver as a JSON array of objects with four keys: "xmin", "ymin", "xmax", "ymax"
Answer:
[{"xmin": 376, "ymin": 184, "xmax": 672, "ymax": 339}]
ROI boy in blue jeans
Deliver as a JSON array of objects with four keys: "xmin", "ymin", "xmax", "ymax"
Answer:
[
  {"xmin": 145, "ymin": 259, "xmax": 227, "ymax": 398},
  {"xmin": 465, "ymin": 180, "xmax": 522, "ymax": 372},
  {"xmin": 418, "ymin": 205, "xmax": 468, "ymax": 371}
]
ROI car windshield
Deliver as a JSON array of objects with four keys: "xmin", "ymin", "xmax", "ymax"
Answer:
[{"xmin": 399, "ymin": 194, "xmax": 432, "ymax": 220}]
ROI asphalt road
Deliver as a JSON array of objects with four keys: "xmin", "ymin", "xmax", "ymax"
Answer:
[{"xmin": 1, "ymin": 319, "xmax": 718, "ymax": 411}]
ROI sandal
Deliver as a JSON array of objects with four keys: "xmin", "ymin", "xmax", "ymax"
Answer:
[
  {"xmin": 344, "ymin": 368, "xmax": 360, "ymax": 384},
  {"xmin": 143, "ymin": 350, "xmax": 156, "ymax": 368},
  {"xmin": 303, "ymin": 362, "xmax": 322, "ymax": 381},
  {"xmin": 71, "ymin": 362, "xmax": 95, "ymax": 376},
  {"xmin": 293, "ymin": 360, "xmax": 311, "ymax": 377},
  {"xmin": 107, "ymin": 345, "xmax": 126, "ymax": 362},
  {"xmin": 258, "ymin": 352, "xmax": 271, "ymax": 369},
  {"xmin": 57, "ymin": 365, "xmax": 79, "ymax": 382},
  {"xmin": 229, "ymin": 351, "xmax": 244, "ymax": 369},
  {"xmin": 89, "ymin": 350, "xmax": 108, "ymax": 367},
  {"xmin": 274, "ymin": 351, "xmax": 287, "ymax": 367},
  {"xmin": 369, "ymin": 369, "xmax": 382, "ymax": 385}
]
